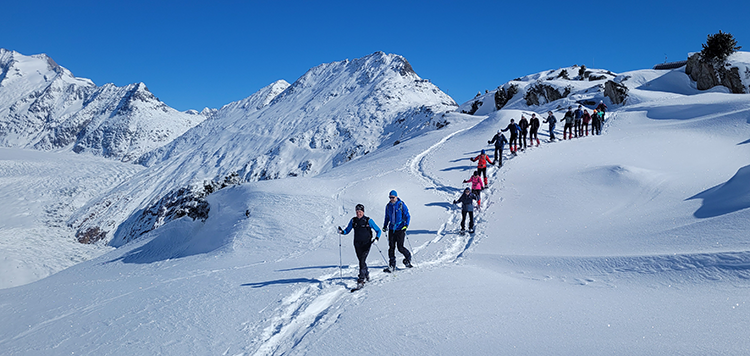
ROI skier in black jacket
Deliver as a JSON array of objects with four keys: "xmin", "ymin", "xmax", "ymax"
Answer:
[
  {"xmin": 501, "ymin": 119, "xmax": 521, "ymax": 154},
  {"xmin": 338, "ymin": 204, "xmax": 382, "ymax": 286},
  {"xmin": 543, "ymin": 111, "xmax": 557, "ymax": 141},
  {"xmin": 529, "ymin": 113, "xmax": 541, "ymax": 146},
  {"xmin": 453, "ymin": 188, "xmax": 478, "ymax": 233},
  {"xmin": 518, "ymin": 115, "xmax": 529, "ymax": 150},
  {"xmin": 488, "ymin": 131, "xmax": 508, "ymax": 166}
]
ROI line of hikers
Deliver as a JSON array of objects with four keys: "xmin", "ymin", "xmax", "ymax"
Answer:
[
  {"xmin": 454, "ymin": 100, "xmax": 609, "ymax": 234},
  {"xmin": 485, "ymin": 100, "xmax": 608, "ymax": 155},
  {"xmin": 336, "ymin": 100, "xmax": 609, "ymax": 288}
]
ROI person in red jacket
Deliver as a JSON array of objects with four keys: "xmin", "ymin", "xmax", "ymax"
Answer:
[{"xmin": 470, "ymin": 149, "xmax": 493, "ymax": 186}]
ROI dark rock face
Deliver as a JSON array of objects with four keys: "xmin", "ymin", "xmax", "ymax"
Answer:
[
  {"xmin": 494, "ymin": 84, "xmax": 519, "ymax": 110},
  {"xmin": 604, "ymin": 80, "xmax": 629, "ymax": 105},
  {"xmin": 685, "ymin": 53, "xmax": 746, "ymax": 93},
  {"xmin": 524, "ymin": 83, "xmax": 571, "ymax": 106}
]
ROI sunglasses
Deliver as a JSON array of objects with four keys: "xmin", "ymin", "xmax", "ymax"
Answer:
[{"xmin": 389, "ymin": 196, "xmax": 396, "ymax": 199}]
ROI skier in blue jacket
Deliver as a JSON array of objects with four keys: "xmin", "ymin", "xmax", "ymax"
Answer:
[
  {"xmin": 339, "ymin": 204, "xmax": 382, "ymax": 285},
  {"xmin": 383, "ymin": 190, "xmax": 412, "ymax": 271}
]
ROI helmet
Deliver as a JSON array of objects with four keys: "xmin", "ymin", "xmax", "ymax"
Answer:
[
  {"xmin": 481, "ymin": 149, "xmax": 485, "ymax": 154},
  {"xmin": 355, "ymin": 204, "xmax": 365, "ymax": 212}
]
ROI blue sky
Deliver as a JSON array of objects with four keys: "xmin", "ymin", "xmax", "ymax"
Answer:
[{"xmin": 3, "ymin": 0, "xmax": 749, "ymax": 111}]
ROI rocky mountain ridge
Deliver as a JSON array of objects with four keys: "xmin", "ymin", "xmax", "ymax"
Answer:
[{"xmin": 0, "ymin": 49, "xmax": 206, "ymax": 162}]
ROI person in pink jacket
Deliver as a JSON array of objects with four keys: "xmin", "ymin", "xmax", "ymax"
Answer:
[{"xmin": 463, "ymin": 170, "xmax": 484, "ymax": 208}]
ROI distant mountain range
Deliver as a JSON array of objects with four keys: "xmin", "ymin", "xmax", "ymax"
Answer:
[{"xmin": 0, "ymin": 49, "xmax": 207, "ymax": 162}]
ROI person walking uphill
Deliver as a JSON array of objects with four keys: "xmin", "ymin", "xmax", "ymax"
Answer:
[
  {"xmin": 384, "ymin": 190, "xmax": 412, "ymax": 272},
  {"xmin": 463, "ymin": 170, "xmax": 484, "ymax": 208},
  {"xmin": 470, "ymin": 149, "xmax": 493, "ymax": 186},
  {"xmin": 453, "ymin": 188, "xmax": 478, "ymax": 234},
  {"xmin": 501, "ymin": 119, "xmax": 521, "ymax": 154},
  {"xmin": 488, "ymin": 131, "xmax": 508, "ymax": 167},
  {"xmin": 338, "ymin": 204, "xmax": 382, "ymax": 287},
  {"xmin": 518, "ymin": 115, "xmax": 529, "ymax": 150},
  {"xmin": 562, "ymin": 107, "xmax": 575, "ymax": 140},
  {"xmin": 529, "ymin": 113, "xmax": 541, "ymax": 147},
  {"xmin": 544, "ymin": 111, "xmax": 557, "ymax": 141}
]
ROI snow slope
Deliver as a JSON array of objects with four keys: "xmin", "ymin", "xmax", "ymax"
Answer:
[
  {"xmin": 1, "ymin": 63, "xmax": 749, "ymax": 355},
  {"xmin": 0, "ymin": 148, "xmax": 143, "ymax": 289},
  {"xmin": 72, "ymin": 51, "xmax": 457, "ymax": 247}
]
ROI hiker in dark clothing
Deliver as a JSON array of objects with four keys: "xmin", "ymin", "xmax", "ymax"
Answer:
[
  {"xmin": 518, "ymin": 115, "xmax": 529, "ymax": 150},
  {"xmin": 562, "ymin": 107, "xmax": 575, "ymax": 140},
  {"xmin": 453, "ymin": 188, "xmax": 477, "ymax": 233},
  {"xmin": 592, "ymin": 109, "xmax": 603, "ymax": 135},
  {"xmin": 529, "ymin": 113, "xmax": 540, "ymax": 147},
  {"xmin": 582, "ymin": 109, "xmax": 591, "ymax": 136},
  {"xmin": 596, "ymin": 100, "xmax": 608, "ymax": 122},
  {"xmin": 543, "ymin": 111, "xmax": 557, "ymax": 141},
  {"xmin": 488, "ymin": 131, "xmax": 508, "ymax": 166},
  {"xmin": 338, "ymin": 204, "xmax": 382, "ymax": 284},
  {"xmin": 574, "ymin": 105, "xmax": 583, "ymax": 137},
  {"xmin": 501, "ymin": 119, "xmax": 520, "ymax": 154}
]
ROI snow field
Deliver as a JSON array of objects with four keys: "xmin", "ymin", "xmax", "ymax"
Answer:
[{"xmin": 1, "ymin": 65, "xmax": 750, "ymax": 355}]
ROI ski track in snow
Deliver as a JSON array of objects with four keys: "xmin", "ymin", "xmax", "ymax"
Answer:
[
  {"xmin": 245, "ymin": 109, "xmax": 750, "ymax": 355},
  {"xmin": 246, "ymin": 125, "xmax": 490, "ymax": 356}
]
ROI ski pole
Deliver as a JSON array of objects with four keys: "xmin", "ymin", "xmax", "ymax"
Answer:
[
  {"xmin": 405, "ymin": 233, "xmax": 416, "ymax": 263},
  {"xmin": 371, "ymin": 238, "xmax": 389, "ymax": 268},
  {"xmin": 337, "ymin": 227, "xmax": 343, "ymax": 280}
]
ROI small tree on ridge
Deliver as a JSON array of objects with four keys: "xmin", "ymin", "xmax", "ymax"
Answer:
[{"xmin": 700, "ymin": 30, "xmax": 741, "ymax": 62}]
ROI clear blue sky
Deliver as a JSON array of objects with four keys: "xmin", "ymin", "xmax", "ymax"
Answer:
[{"xmin": 3, "ymin": 0, "xmax": 749, "ymax": 111}]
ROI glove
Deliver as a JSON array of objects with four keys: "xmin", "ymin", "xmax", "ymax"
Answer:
[
  {"xmin": 372, "ymin": 236, "xmax": 379, "ymax": 243},
  {"xmin": 487, "ymin": 140, "xmax": 491, "ymax": 144},
  {"xmin": 401, "ymin": 225, "xmax": 408, "ymax": 231},
  {"xmin": 337, "ymin": 226, "xmax": 344, "ymax": 234}
]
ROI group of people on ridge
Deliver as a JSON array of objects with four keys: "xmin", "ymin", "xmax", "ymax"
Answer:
[
  {"xmin": 452, "ymin": 100, "xmax": 609, "ymax": 235},
  {"xmin": 338, "ymin": 190, "xmax": 413, "ymax": 289},
  {"xmin": 336, "ymin": 100, "xmax": 609, "ymax": 289}
]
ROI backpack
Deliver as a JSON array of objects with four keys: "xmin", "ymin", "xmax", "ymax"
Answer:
[{"xmin": 351, "ymin": 216, "xmax": 373, "ymax": 240}]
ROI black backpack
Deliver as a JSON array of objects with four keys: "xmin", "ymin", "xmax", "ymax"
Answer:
[{"xmin": 351, "ymin": 216, "xmax": 373, "ymax": 240}]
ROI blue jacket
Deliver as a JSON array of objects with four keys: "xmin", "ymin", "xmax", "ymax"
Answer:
[{"xmin": 384, "ymin": 198, "xmax": 410, "ymax": 231}]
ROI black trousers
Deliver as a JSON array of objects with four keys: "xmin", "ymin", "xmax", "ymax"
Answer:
[
  {"xmin": 388, "ymin": 229, "xmax": 411, "ymax": 267},
  {"xmin": 461, "ymin": 210, "xmax": 474, "ymax": 230},
  {"xmin": 493, "ymin": 146, "xmax": 502, "ymax": 165},
  {"xmin": 354, "ymin": 239, "xmax": 372, "ymax": 282}
]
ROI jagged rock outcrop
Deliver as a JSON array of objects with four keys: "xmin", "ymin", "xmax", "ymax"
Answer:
[
  {"xmin": 604, "ymin": 80, "xmax": 629, "ymax": 105},
  {"xmin": 524, "ymin": 83, "xmax": 572, "ymax": 106},
  {"xmin": 685, "ymin": 53, "xmax": 746, "ymax": 93},
  {"xmin": 494, "ymin": 84, "xmax": 519, "ymax": 110}
]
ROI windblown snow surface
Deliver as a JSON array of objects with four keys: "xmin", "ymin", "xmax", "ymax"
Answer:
[{"xmin": 1, "ymin": 64, "xmax": 750, "ymax": 355}]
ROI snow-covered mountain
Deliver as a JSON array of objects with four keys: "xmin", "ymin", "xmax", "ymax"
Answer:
[
  {"xmin": 71, "ymin": 51, "xmax": 457, "ymax": 247},
  {"xmin": 0, "ymin": 49, "xmax": 207, "ymax": 162},
  {"xmin": 2, "ymin": 51, "xmax": 750, "ymax": 354}
]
